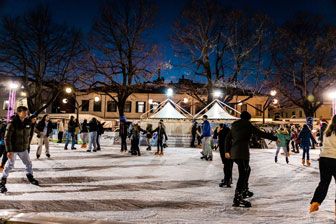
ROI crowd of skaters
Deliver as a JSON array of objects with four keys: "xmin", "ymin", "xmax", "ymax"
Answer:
[{"xmin": 0, "ymin": 106, "xmax": 335, "ymax": 215}]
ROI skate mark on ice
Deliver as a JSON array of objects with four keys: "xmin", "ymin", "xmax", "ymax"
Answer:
[{"xmin": 0, "ymin": 199, "xmax": 218, "ymax": 212}]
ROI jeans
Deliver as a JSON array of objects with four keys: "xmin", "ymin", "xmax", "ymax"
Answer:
[
  {"xmin": 302, "ymin": 146, "xmax": 310, "ymax": 160},
  {"xmin": 2, "ymin": 150, "xmax": 33, "ymax": 178},
  {"xmin": 65, "ymin": 131, "xmax": 75, "ymax": 149},
  {"xmin": 202, "ymin": 137, "xmax": 212, "ymax": 158},
  {"xmin": 311, "ymin": 157, "xmax": 336, "ymax": 204},
  {"xmin": 81, "ymin": 132, "xmax": 89, "ymax": 144},
  {"xmin": 88, "ymin": 131, "xmax": 97, "ymax": 151},
  {"xmin": 275, "ymin": 146, "xmax": 288, "ymax": 158},
  {"xmin": 157, "ymin": 139, "xmax": 163, "ymax": 152},
  {"xmin": 223, "ymin": 158, "xmax": 233, "ymax": 183}
]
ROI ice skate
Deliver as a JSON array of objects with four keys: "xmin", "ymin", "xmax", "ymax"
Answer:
[
  {"xmin": 26, "ymin": 174, "xmax": 39, "ymax": 186},
  {"xmin": 275, "ymin": 156, "xmax": 277, "ymax": 163},
  {"xmin": 302, "ymin": 159, "xmax": 305, "ymax": 165},
  {"xmin": 309, "ymin": 202, "xmax": 320, "ymax": 213},
  {"xmin": 233, "ymin": 193, "xmax": 252, "ymax": 208},
  {"xmin": 46, "ymin": 154, "xmax": 50, "ymax": 158},
  {"xmin": 154, "ymin": 151, "xmax": 160, "ymax": 155},
  {"xmin": 242, "ymin": 189, "xmax": 254, "ymax": 199},
  {"xmin": 307, "ymin": 160, "xmax": 310, "ymax": 166},
  {"xmin": 0, "ymin": 178, "xmax": 7, "ymax": 193},
  {"xmin": 159, "ymin": 152, "xmax": 164, "ymax": 156},
  {"xmin": 286, "ymin": 157, "xmax": 289, "ymax": 164}
]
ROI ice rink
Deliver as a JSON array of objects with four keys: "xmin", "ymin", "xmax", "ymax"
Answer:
[{"xmin": 0, "ymin": 142, "xmax": 334, "ymax": 223}]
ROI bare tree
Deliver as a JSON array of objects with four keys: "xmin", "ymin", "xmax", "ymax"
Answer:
[
  {"xmin": 270, "ymin": 13, "xmax": 336, "ymax": 121},
  {"xmin": 171, "ymin": 0, "xmax": 271, "ymax": 106},
  {"xmin": 0, "ymin": 4, "xmax": 83, "ymax": 114},
  {"xmin": 86, "ymin": 0, "xmax": 158, "ymax": 117}
]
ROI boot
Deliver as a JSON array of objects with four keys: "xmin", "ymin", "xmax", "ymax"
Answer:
[
  {"xmin": 154, "ymin": 151, "xmax": 160, "ymax": 155},
  {"xmin": 0, "ymin": 177, "xmax": 7, "ymax": 193},
  {"xmin": 309, "ymin": 202, "xmax": 320, "ymax": 213},
  {"xmin": 286, "ymin": 157, "xmax": 289, "ymax": 164},
  {"xmin": 26, "ymin": 174, "xmax": 39, "ymax": 186},
  {"xmin": 233, "ymin": 192, "xmax": 251, "ymax": 208},
  {"xmin": 219, "ymin": 179, "xmax": 226, "ymax": 188},
  {"xmin": 200, "ymin": 155, "xmax": 206, "ymax": 160},
  {"xmin": 302, "ymin": 159, "xmax": 305, "ymax": 165},
  {"xmin": 81, "ymin": 144, "xmax": 85, "ymax": 148},
  {"xmin": 275, "ymin": 156, "xmax": 277, "ymax": 163},
  {"xmin": 242, "ymin": 189, "xmax": 254, "ymax": 199},
  {"xmin": 160, "ymin": 152, "xmax": 164, "ymax": 156},
  {"xmin": 307, "ymin": 160, "xmax": 310, "ymax": 167}
]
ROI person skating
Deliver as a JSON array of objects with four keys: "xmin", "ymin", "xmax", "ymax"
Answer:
[
  {"xmin": 145, "ymin": 123, "xmax": 153, "ymax": 151},
  {"xmin": 319, "ymin": 120, "xmax": 328, "ymax": 146},
  {"xmin": 80, "ymin": 119, "xmax": 89, "ymax": 148},
  {"xmin": 64, "ymin": 116, "xmax": 77, "ymax": 150},
  {"xmin": 218, "ymin": 123, "xmax": 232, "ymax": 188},
  {"xmin": 275, "ymin": 126, "xmax": 290, "ymax": 164},
  {"xmin": 225, "ymin": 111, "xmax": 277, "ymax": 208},
  {"xmin": 290, "ymin": 127, "xmax": 300, "ymax": 153},
  {"xmin": 152, "ymin": 122, "xmax": 168, "ymax": 156},
  {"xmin": 96, "ymin": 121, "xmax": 105, "ymax": 151},
  {"xmin": 212, "ymin": 125, "xmax": 220, "ymax": 151},
  {"xmin": 35, "ymin": 114, "xmax": 54, "ymax": 159},
  {"xmin": 0, "ymin": 106, "xmax": 39, "ymax": 193},
  {"xmin": 310, "ymin": 115, "xmax": 336, "ymax": 215},
  {"xmin": 191, "ymin": 121, "xmax": 197, "ymax": 148},
  {"xmin": 0, "ymin": 120, "xmax": 8, "ymax": 171},
  {"xmin": 57, "ymin": 119, "xmax": 64, "ymax": 143},
  {"xmin": 200, "ymin": 115, "xmax": 212, "ymax": 161},
  {"xmin": 120, "ymin": 118, "xmax": 128, "ymax": 152},
  {"xmin": 296, "ymin": 124, "xmax": 318, "ymax": 166},
  {"xmin": 74, "ymin": 118, "xmax": 80, "ymax": 144},
  {"xmin": 87, "ymin": 118, "xmax": 98, "ymax": 152},
  {"xmin": 128, "ymin": 121, "xmax": 146, "ymax": 156}
]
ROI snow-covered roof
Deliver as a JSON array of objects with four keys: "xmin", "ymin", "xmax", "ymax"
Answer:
[
  {"xmin": 196, "ymin": 101, "xmax": 239, "ymax": 120},
  {"xmin": 150, "ymin": 102, "xmax": 188, "ymax": 119}
]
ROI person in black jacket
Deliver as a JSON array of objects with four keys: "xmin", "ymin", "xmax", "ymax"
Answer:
[
  {"xmin": 87, "ymin": 118, "xmax": 98, "ymax": 152},
  {"xmin": 64, "ymin": 116, "xmax": 77, "ymax": 150},
  {"xmin": 128, "ymin": 121, "xmax": 146, "ymax": 156},
  {"xmin": 80, "ymin": 119, "xmax": 89, "ymax": 148},
  {"xmin": 218, "ymin": 123, "xmax": 232, "ymax": 188},
  {"xmin": 96, "ymin": 121, "xmax": 105, "ymax": 151},
  {"xmin": 152, "ymin": 122, "xmax": 168, "ymax": 156},
  {"xmin": 0, "ymin": 120, "xmax": 8, "ymax": 170},
  {"xmin": 35, "ymin": 114, "xmax": 54, "ymax": 158},
  {"xmin": 191, "ymin": 121, "xmax": 197, "ymax": 148},
  {"xmin": 225, "ymin": 111, "xmax": 278, "ymax": 207},
  {"xmin": 0, "ymin": 106, "xmax": 39, "ymax": 193},
  {"xmin": 120, "ymin": 119, "xmax": 128, "ymax": 152},
  {"xmin": 145, "ymin": 123, "xmax": 153, "ymax": 151}
]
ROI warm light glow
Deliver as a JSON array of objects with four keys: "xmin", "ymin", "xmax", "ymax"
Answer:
[
  {"xmin": 62, "ymin": 99, "xmax": 68, "ymax": 104},
  {"xmin": 273, "ymin": 99, "xmax": 278, "ymax": 104},
  {"xmin": 21, "ymin": 92, "xmax": 27, "ymax": 97},
  {"xmin": 9, "ymin": 82, "xmax": 19, "ymax": 90},
  {"xmin": 183, "ymin": 98, "xmax": 188, "ymax": 103},
  {"xmin": 167, "ymin": 88, "xmax": 173, "ymax": 97},
  {"xmin": 65, "ymin": 87, "xmax": 72, "ymax": 94},
  {"xmin": 270, "ymin": 90, "xmax": 277, "ymax": 96},
  {"xmin": 214, "ymin": 90, "xmax": 221, "ymax": 98},
  {"xmin": 328, "ymin": 91, "xmax": 336, "ymax": 99},
  {"xmin": 148, "ymin": 99, "xmax": 153, "ymax": 104},
  {"xmin": 94, "ymin": 96, "xmax": 100, "ymax": 102},
  {"xmin": 238, "ymin": 102, "xmax": 243, "ymax": 106}
]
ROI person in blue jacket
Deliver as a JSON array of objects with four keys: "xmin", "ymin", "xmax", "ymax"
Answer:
[
  {"xmin": 200, "ymin": 115, "xmax": 212, "ymax": 161},
  {"xmin": 296, "ymin": 124, "xmax": 318, "ymax": 166}
]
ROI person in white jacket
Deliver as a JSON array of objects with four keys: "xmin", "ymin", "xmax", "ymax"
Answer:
[{"xmin": 310, "ymin": 115, "xmax": 336, "ymax": 215}]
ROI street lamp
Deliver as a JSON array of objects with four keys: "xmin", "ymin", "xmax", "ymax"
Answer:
[
  {"xmin": 183, "ymin": 98, "xmax": 188, "ymax": 103},
  {"xmin": 148, "ymin": 99, "xmax": 153, "ymax": 104},
  {"xmin": 62, "ymin": 98, "xmax": 68, "ymax": 104},
  {"xmin": 273, "ymin": 99, "xmax": 278, "ymax": 104},
  {"xmin": 65, "ymin": 87, "xmax": 72, "ymax": 94},
  {"xmin": 328, "ymin": 91, "xmax": 336, "ymax": 116},
  {"xmin": 7, "ymin": 82, "xmax": 19, "ymax": 123},
  {"xmin": 167, "ymin": 88, "xmax": 173, "ymax": 97},
  {"xmin": 270, "ymin": 90, "xmax": 277, "ymax": 97},
  {"xmin": 94, "ymin": 96, "xmax": 100, "ymax": 102},
  {"xmin": 214, "ymin": 90, "xmax": 221, "ymax": 98}
]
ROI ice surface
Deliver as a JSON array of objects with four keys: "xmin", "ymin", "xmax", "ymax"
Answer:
[{"xmin": 0, "ymin": 142, "xmax": 334, "ymax": 223}]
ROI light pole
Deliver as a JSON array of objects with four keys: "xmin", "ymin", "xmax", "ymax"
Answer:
[
  {"xmin": 328, "ymin": 91, "xmax": 336, "ymax": 116},
  {"xmin": 7, "ymin": 82, "xmax": 19, "ymax": 123}
]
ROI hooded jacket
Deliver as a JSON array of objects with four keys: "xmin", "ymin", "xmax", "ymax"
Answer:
[
  {"xmin": 296, "ymin": 126, "xmax": 317, "ymax": 147},
  {"xmin": 275, "ymin": 128, "xmax": 290, "ymax": 147}
]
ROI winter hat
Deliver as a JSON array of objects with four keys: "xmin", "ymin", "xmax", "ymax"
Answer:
[{"xmin": 240, "ymin": 111, "xmax": 252, "ymax": 120}]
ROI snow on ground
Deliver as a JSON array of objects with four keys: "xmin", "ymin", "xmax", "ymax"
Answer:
[{"xmin": 0, "ymin": 142, "xmax": 334, "ymax": 224}]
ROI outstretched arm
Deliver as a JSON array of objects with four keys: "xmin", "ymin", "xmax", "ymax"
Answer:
[{"xmin": 251, "ymin": 124, "xmax": 277, "ymax": 141}]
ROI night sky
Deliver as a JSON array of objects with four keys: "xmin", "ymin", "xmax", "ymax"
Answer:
[{"xmin": 1, "ymin": 0, "xmax": 336, "ymax": 83}]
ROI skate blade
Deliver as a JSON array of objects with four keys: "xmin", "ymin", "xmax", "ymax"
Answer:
[{"xmin": 232, "ymin": 203, "xmax": 251, "ymax": 208}]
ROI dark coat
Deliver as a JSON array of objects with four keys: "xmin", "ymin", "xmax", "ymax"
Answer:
[
  {"xmin": 191, "ymin": 123, "xmax": 197, "ymax": 135},
  {"xmin": 68, "ymin": 119, "xmax": 77, "ymax": 133},
  {"xmin": 129, "ymin": 126, "xmax": 146, "ymax": 140},
  {"xmin": 120, "ymin": 122, "xmax": 128, "ymax": 138},
  {"xmin": 35, "ymin": 120, "xmax": 54, "ymax": 137},
  {"xmin": 296, "ymin": 126, "xmax": 317, "ymax": 147},
  {"xmin": 152, "ymin": 127, "xmax": 168, "ymax": 141},
  {"xmin": 225, "ymin": 119, "xmax": 277, "ymax": 160},
  {"xmin": 80, "ymin": 121, "xmax": 89, "ymax": 133},
  {"xmin": 5, "ymin": 115, "xmax": 31, "ymax": 152},
  {"xmin": 0, "ymin": 124, "xmax": 6, "ymax": 146},
  {"xmin": 218, "ymin": 126, "xmax": 230, "ymax": 163},
  {"xmin": 97, "ymin": 122, "xmax": 105, "ymax": 135},
  {"xmin": 88, "ymin": 120, "xmax": 98, "ymax": 132}
]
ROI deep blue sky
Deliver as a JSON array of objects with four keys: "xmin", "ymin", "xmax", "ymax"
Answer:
[{"xmin": 1, "ymin": 0, "xmax": 336, "ymax": 83}]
